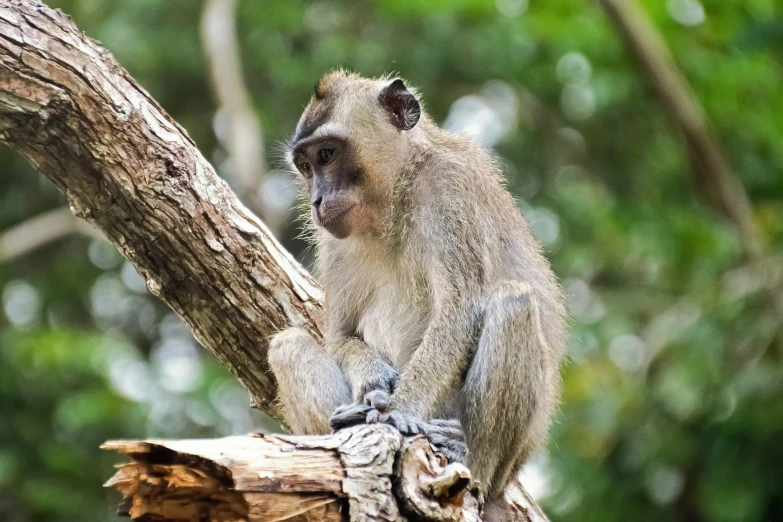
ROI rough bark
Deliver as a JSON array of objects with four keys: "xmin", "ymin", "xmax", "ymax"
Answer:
[
  {"xmin": 0, "ymin": 1, "xmax": 550, "ymax": 520},
  {"xmin": 102, "ymin": 424, "xmax": 484, "ymax": 522},
  {"xmin": 0, "ymin": 0, "xmax": 325, "ymax": 421}
]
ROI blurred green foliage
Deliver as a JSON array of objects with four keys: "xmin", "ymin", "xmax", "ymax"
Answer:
[{"xmin": 1, "ymin": 0, "xmax": 781, "ymax": 521}]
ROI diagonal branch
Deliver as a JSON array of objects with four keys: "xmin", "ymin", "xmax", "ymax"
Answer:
[
  {"xmin": 0, "ymin": 0, "xmax": 323, "ymax": 420},
  {"xmin": 599, "ymin": 0, "xmax": 764, "ymax": 260}
]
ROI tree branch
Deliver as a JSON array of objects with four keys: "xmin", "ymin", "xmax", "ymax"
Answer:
[
  {"xmin": 598, "ymin": 0, "xmax": 783, "ymax": 318},
  {"xmin": 0, "ymin": 1, "xmax": 549, "ymax": 519},
  {"xmin": 0, "ymin": 206, "xmax": 100, "ymax": 262},
  {"xmin": 599, "ymin": 0, "xmax": 764, "ymax": 259},
  {"xmin": 0, "ymin": 0, "xmax": 324, "ymax": 420}
]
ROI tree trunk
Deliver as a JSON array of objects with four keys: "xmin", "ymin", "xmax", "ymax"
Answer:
[
  {"xmin": 0, "ymin": 0, "xmax": 324, "ymax": 421},
  {"xmin": 0, "ymin": 1, "xmax": 549, "ymax": 520}
]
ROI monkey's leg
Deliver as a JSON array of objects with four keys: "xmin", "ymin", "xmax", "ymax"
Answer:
[
  {"xmin": 268, "ymin": 327, "xmax": 351, "ymax": 435},
  {"xmin": 460, "ymin": 282, "xmax": 555, "ymax": 500}
]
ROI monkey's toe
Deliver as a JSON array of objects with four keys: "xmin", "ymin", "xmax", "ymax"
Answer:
[
  {"xmin": 381, "ymin": 411, "xmax": 429, "ymax": 436},
  {"xmin": 366, "ymin": 408, "xmax": 381, "ymax": 424},
  {"xmin": 429, "ymin": 437, "xmax": 468, "ymax": 465},
  {"xmin": 425, "ymin": 418, "xmax": 468, "ymax": 464},
  {"xmin": 329, "ymin": 402, "xmax": 373, "ymax": 432},
  {"xmin": 427, "ymin": 418, "xmax": 465, "ymax": 442}
]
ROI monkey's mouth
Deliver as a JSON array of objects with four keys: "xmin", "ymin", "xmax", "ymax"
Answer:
[{"xmin": 313, "ymin": 204, "xmax": 357, "ymax": 238}]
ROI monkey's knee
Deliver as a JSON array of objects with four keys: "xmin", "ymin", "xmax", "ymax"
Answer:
[
  {"xmin": 485, "ymin": 281, "xmax": 537, "ymax": 325},
  {"xmin": 268, "ymin": 327, "xmax": 350, "ymax": 435},
  {"xmin": 268, "ymin": 327, "xmax": 315, "ymax": 374}
]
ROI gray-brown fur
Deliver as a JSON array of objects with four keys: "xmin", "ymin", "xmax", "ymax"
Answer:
[{"xmin": 269, "ymin": 71, "xmax": 567, "ymax": 514}]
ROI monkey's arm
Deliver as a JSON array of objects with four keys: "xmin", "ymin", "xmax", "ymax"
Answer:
[
  {"xmin": 384, "ymin": 193, "xmax": 482, "ymax": 425},
  {"xmin": 326, "ymin": 335, "xmax": 399, "ymax": 404},
  {"xmin": 387, "ymin": 291, "xmax": 477, "ymax": 422},
  {"xmin": 318, "ymin": 263, "xmax": 401, "ymax": 407}
]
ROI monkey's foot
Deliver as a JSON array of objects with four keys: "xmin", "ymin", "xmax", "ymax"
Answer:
[
  {"xmin": 329, "ymin": 402, "xmax": 430, "ymax": 436},
  {"xmin": 331, "ymin": 407, "xmax": 467, "ymax": 465},
  {"xmin": 378, "ymin": 410, "xmax": 430, "ymax": 436},
  {"xmin": 426, "ymin": 419, "xmax": 468, "ymax": 465},
  {"xmin": 329, "ymin": 402, "xmax": 374, "ymax": 431}
]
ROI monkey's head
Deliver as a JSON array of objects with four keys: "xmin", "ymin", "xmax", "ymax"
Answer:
[{"xmin": 288, "ymin": 71, "xmax": 422, "ymax": 239}]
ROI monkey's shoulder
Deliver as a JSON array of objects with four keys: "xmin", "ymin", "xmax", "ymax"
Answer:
[{"xmin": 406, "ymin": 158, "xmax": 521, "ymax": 247}]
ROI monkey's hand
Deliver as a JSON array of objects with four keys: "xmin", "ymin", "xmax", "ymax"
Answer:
[
  {"xmin": 352, "ymin": 358, "xmax": 400, "ymax": 405},
  {"xmin": 328, "ymin": 357, "xmax": 396, "ymax": 432},
  {"xmin": 328, "ymin": 388, "xmax": 397, "ymax": 432},
  {"xmin": 329, "ymin": 388, "xmax": 427, "ymax": 436},
  {"xmin": 329, "ymin": 402, "xmax": 374, "ymax": 431},
  {"xmin": 331, "ymin": 409, "xmax": 467, "ymax": 465},
  {"xmin": 331, "ymin": 358, "xmax": 400, "ymax": 431},
  {"xmin": 375, "ymin": 409, "xmax": 430, "ymax": 436}
]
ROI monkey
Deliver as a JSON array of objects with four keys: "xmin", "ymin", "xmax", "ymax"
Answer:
[{"xmin": 268, "ymin": 71, "xmax": 567, "ymax": 518}]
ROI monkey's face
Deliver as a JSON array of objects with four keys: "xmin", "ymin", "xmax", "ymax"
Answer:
[
  {"xmin": 289, "ymin": 72, "xmax": 422, "ymax": 239},
  {"xmin": 291, "ymin": 136, "xmax": 373, "ymax": 239}
]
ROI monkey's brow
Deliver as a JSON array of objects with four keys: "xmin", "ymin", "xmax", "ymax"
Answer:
[
  {"xmin": 292, "ymin": 122, "xmax": 321, "ymax": 145},
  {"xmin": 291, "ymin": 131, "xmax": 348, "ymax": 154}
]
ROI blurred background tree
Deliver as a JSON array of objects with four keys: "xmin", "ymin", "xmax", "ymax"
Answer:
[{"xmin": 0, "ymin": 0, "xmax": 781, "ymax": 521}]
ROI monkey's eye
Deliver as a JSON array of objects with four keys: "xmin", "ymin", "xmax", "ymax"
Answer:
[
  {"xmin": 298, "ymin": 162, "xmax": 312, "ymax": 178},
  {"xmin": 317, "ymin": 148, "xmax": 335, "ymax": 165}
]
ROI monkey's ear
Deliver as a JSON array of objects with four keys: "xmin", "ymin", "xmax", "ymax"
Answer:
[{"xmin": 379, "ymin": 78, "xmax": 421, "ymax": 131}]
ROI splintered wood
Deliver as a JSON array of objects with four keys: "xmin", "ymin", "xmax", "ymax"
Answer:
[{"xmin": 102, "ymin": 424, "xmax": 481, "ymax": 522}]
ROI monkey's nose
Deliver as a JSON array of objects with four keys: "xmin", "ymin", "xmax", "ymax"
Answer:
[{"xmin": 312, "ymin": 195, "xmax": 322, "ymax": 209}]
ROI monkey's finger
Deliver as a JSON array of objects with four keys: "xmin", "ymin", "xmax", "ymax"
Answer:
[
  {"xmin": 427, "ymin": 431, "xmax": 448, "ymax": 446},
  {"xmin": 330, "ymin": 402, "xmax": 373, "ymax": 432},
  {"xmin": 366, "ymin": 408, "xmax": 381, "ymax": 424},
  {"xmin": 432, "ymin": 440, "xmax": 468, "ymax": 465},
  {"xmin": 429, "ymin": 418, "xmax": 463, "ymax": 430},
  {"xmin": 384, "ymin": 411, "xmax": 409, "ymax": 434},
  {"xmin": 363, "ymin": 390, "xmax": 390, "ymax": 412},
  {"xmin": 426, "ymin": 418, "xmax": 464, "ymax": 441}
]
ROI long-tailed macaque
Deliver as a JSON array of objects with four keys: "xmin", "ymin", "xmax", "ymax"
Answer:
[{"xmin": 269, "ymin": 71, "xmax": 567, "ymax": 517}]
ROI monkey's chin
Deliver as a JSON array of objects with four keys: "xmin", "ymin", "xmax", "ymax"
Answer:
[
  {"xmin": 318, "ymin": 206, "xmax": 360, "ymax": 239},
  {"xmin": 322, "ymin": 222, "xmax": 353, "ymax": 239}
]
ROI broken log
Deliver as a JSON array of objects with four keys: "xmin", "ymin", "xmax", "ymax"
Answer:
[{"xmin": 102, "ymin": 424, "xmax": 483, "ymax": 522}]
